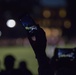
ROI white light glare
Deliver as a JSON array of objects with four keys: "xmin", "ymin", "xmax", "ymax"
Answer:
[{"xmin": 6, "ymin": 19, "xmax": 16, "ymax": 28}]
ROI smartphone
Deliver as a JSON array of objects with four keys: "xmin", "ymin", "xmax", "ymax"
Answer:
[
  {"xmin": 54, "ymin": 48, "xmax": 75, "ymax": 60},
  {"xmin": 20, "ymin": 14, "xmax": 37, "ymax": 36}
]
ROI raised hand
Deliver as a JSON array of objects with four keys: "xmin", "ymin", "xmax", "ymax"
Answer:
[{"xmin": 27, "ymin": 25, "xmax": 47, "ymax": 56}]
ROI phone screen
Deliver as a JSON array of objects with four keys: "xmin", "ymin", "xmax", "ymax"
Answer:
[
  {"xmin": 20, "ymin": 14, "xmax": 37, "ymax": 34},
  {"xmin": 57, "ymin": 48, "xmax": 75, "ymax": 60}
]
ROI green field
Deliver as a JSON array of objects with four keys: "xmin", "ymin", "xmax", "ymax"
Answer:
[
  {"xmin": 0, "ymin": 46, "xmax": 38, "ymax": 75},
  {"xmin": 0, "ymin": 45, "xmax": 75, "ymax": 75}
]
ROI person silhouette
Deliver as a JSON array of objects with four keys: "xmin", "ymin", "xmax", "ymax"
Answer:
[
  {"xmin": 27, "ymin": 25, "xmax": 54, "ymax": 75},
  {"xmin": 1, "ymin": 55, "xmax": 18, "ymax": 75},
  {"xmin": 18, "ymin": 61, "xmax": 32, "ymax": 75}
]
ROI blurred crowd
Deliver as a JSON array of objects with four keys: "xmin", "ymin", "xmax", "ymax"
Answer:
[{"xmin": 0, "ymin": 36, "xmax": 76, "ymax": 47}]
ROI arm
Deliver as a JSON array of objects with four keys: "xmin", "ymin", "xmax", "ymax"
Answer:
[
  {"xmin": 27, "ymin": 25, "xmax": 53, "ymax": 75},
  {"xmin": 27, "ymin": 25, "xmax": 47, "ymax": 61}
]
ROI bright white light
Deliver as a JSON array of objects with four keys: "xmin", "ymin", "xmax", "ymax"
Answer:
[{"xmin": 6, "ymin": 19, "xmax": 16, "ymax": 28}]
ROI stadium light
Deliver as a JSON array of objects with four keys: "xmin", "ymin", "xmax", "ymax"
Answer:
[
  {"xmin": 59, "ymin": 9, "xmax": 67, "ymax": 18},
  {"xmin": 6, "ymin": 19, "xmax": 16, "ymax": 28},
  {"xmin": 43, "ymin": 10, "xmax": 51, "ymax": 18},
  {"xmin": 64, "ymin": 20, "xmax": 71, "ymax": 29}
]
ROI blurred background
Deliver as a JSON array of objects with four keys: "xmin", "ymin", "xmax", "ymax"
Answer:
[{"xmin": 0, "ymin": 0, "xmax": 76, "ymax": 75}]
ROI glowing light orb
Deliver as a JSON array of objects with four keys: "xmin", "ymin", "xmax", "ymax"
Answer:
[
  {"xmin": 6, "ymin": 19, "xmax": 16, "ymax": 28},
  {"xmin": 64, "ymin": 20, "xmax": 71, "ymax": 28},
  {"xmin": 43, "ymin": 10, "xmax": 51, "ymax": 18},
  {"xmin": 59, "ymin": 9, "xmax": 67, "ymax": 18}
]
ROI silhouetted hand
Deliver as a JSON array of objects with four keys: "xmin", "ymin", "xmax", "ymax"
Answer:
[
  {"xmin": 27, "ymin": 25, "xmax": 47, "ymax": 58},
  {"xmin": 27, "ymin": 25, "xmax": 53, "ymax": 75}
]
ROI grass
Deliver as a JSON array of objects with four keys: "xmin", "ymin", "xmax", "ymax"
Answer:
[
  {"xmin": 0, "ymin": 44, "xmax": 75, "ymax": 75},
  {"xmin": 0, "ymin": 46, "xmax": 38, "ymax": 75}
]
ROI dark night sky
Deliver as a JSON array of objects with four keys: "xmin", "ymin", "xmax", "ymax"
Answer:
[{"xmin": 0, "ymin": 0, "xmax": 76, "ymax": 38}]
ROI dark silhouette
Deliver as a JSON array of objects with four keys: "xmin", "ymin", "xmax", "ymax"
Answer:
[
  {"xmin": 27, "ymin": 25, "xmax": 76, "ymax": 75},
  {"xmin": 4, "ymin": 55, "xmax": 15, "ymax": 70},
  {"xmin": 0, "ymin": 55, "xmax": 33, "ymax": 75},
  {"xmin": 1, "ymin": 55, "xmax": 19, "ymax": 75},
  {"xmin": 18, "ymin": 61, "xmax": 32, "ymax": 75},
  {"xmin": 27, "ymin": 25, "xmax": 54, "ymax": 75}
]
